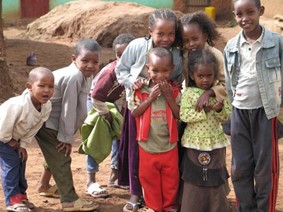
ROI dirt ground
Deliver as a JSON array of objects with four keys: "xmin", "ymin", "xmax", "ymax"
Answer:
[{"xmin": 0, "ymin": 21, "xmax": 283, "ymax": 212}]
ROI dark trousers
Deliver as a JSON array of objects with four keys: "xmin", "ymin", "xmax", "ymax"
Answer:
[
  {"xmin": 231, "ymin": 107, "xmax": 279, "ymax": 212},
  {"xmin": 0, "ymin": 141, "xmax": 27, "ymax": 206},
  {"xmin": 35, "ymin": 125, "xmax": 78, "ymax": 203},
  {"xmin": 118, "ymin": 107, "xmax": 142, "ymax": 196}
]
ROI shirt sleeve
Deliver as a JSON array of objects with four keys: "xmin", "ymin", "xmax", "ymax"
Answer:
[
  {"xmin": 57, "ymin": 77, "xmax": 80, "ymax": 143},
  {"xmin": 0, "ymin": 101, "xmax": 21, "ymax": 143},
  {"xmin": 91, "ymin": 61, "xmax": 116, "ymax": 102},
  {"xmin": 115, "ymin": 41, "xmax": 138, "ymax": 88},
  {"xmin": 180, "ymin": 89, "xmax": 207, "ymax": 123},
  {"xmin": 223, "ymin": 43, "xmax": 234, "ymax": 102},
  {"xmin": 213, "ymin": 98, "xmax": 232, "ymax": 123},
  {"xmin": 128, "ymin": 90, "xmax": 141, "ymax": 112},
  {"xmin": 19, "ymin": 102, "xmax": 52, "ymax": 148},
  {"xmin": 93, "ymin": 99, "xmax": 109, "ymax": 115},
  {"xmin": 210, "ymin": 47, "xmax": 227, "ymax": 100},
  {"xmin": 170, "ymin": 48, "xmax": 183, "ymax": 83}
]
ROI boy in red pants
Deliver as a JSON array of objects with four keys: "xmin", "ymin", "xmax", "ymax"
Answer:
[{"xmin": 129, "ymin": 47, "xmax": 180, "ymax": 212}]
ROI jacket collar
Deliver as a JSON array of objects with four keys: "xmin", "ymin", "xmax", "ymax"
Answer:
[{"xmin": 226, "ymin": 27, "xmax": 275, "ymax": 53}]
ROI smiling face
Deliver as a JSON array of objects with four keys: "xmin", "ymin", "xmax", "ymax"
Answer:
[
  {"xmin": 27, "ymin": 71, "xmax": 54, "ymax": 108},
  {"xmin": 181, "ymin": 23, "xmax": 207, "ymax": 53},
  {"xmin": 72, "ymin": 49, "xmax": 100, "ymax": 78},
  {"xmin": 146, "ymin": 54, "xmax": 173, "ymax": 85},
  {"xmin": 233, "ymin": 0, "xmax": 264, "ymax": 38},
  {"xmin": 149, "ymin": 19, "xmax": 176, "ymax": 49},
  {"xmin": 190, "ymin": 64, "xmax": 215, "ymax": 90}
]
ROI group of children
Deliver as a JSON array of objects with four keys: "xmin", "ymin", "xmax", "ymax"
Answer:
[{"xmin": 0, "ymin": 0, "xmax": 282, "ymax": 212}]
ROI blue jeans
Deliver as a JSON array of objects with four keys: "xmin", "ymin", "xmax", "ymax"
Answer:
[
  {"xmin": 86, "ymin": 139, "xmax": 119, "ymax": 173},
  {"xmin": 0, "ymin": 141, "xmax": 27, "ymax": 206}
]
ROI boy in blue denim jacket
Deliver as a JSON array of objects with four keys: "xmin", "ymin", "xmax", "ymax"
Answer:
[{"xmin": 224, "ymin": 0, "xmax": 283, "ymax": 211}]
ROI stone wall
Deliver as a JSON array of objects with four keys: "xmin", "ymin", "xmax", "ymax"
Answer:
[
  {"xmin": 261, "ymin": 0, "xmax": 283, "ymax": 18},
  {"xmin": 174, "ymin": 0, "xmax": 233, "ymax": 21}
]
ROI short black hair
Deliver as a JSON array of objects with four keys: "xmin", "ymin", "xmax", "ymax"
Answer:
[
  {"xmin": 148, "ymin": 47, "xmax": 173, "ymax": 65},
  {"xmin": 74, "ymin": 38, "xmax": 101, "ymax": 56},
  {"xmin": 187, "ymin": 49, "xmax": 217, "ymax": 85},
  {"xmin": 112, "ymin": 33, "xmax": 135, "ymax": 51},
  {"xmin": 28, "ymin": 67, "xmax": 54, "ymax": 83},
  {"xmin": 232, "ymin": 0, "xmax": 261, "ymax": 9}
]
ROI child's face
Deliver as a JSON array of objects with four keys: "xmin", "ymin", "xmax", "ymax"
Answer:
[
  {"xmin": 146, "ymin": 54, "xmax": 173, "ymax": 84},
  {"xmin": 115, "ymin": 43, "xmax": 128, "ymax": 61},
  {"xmin": 233, "ymin": 0, "xmax": 264, "ymax": 34},
  {"xmin": 27, "ymin": 73, "xmax": 54, "ymax": 107},
  {"xmin": 181, "ymin": 23, "xmax": 207, "ymax": 53},
  {"xmin": 190, "ymin": 64, "xmax": 215, "ymax": 90},
  {"xmin": 72, "ymin": 49, "xmax": 100, "ymax": 78},
  {"xmin": 149, "ymin": 19, "xmax": 176, "ymax": 49}
]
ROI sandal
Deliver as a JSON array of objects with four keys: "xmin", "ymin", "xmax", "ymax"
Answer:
[
  {"xmin": 7, "ymin": 203, "xmax": 31, "ymax": 212},
  {"xmin": 62, "ymin": 197, "xmax": 99, "ymax": 211},
  {"xmin": 86, "ymin": 182, "xmax": 109, "ymax": 198},
  {"xmin": 138, "ymin": 206, "xmax": 154, "ymax": 212},
  {"xmin": 123, "ymin": 201, "xmax": 140, "ymax": 212},
  {"xmin": 108, "ymin": 183, "xmax": 130, "ymax": 190},
  {"xmin": 22, "ymin": 200, "xmax": 35, "ymax": 209},
  {"xmin": 39, "ymin": 184, "xmax": 60, "ymax": 198}
]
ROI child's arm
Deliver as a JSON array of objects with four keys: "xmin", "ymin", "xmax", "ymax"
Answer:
[
  {"xmin": 91, "ymin": 62, "xmax": 118, "ymax": 123},
  {"xmin": 210, "ymin": 50, "xmax": 226, "ymax": 100},
  {"xmin": 18, "ymin": 147, "xmax": 28, "ymax": 161},
  {"xmin": 115, "ymin": 40, "xmax": 139, "ymax": 88},
  {"xmin": 131, "ymin": 84, "xmax": 160, "ymax": 117},
  {"xmin": 7, "ymin": 138, "xmax": 19, "ymax": 149},
  {"xmin": 195, "ymin": 47, "xmax": 227, "ymax": 111},
  {"xmin": 213, "ymin": 98, "xmax": 232, "ymax": 123},
  {"xmin": 180, "ymin": 89, "xmax": 208, "ymax": 123},
  {"xmin": 0, "ymin": 102, "xmax": 22, "ymax": 144},
  {"xmin": 160, "ymin": 81, "xmax": 180, "ymax": 119},
  {"xmin": 19, "ymin": 101, "xmax": 51, "ymax": 149},
  {"xmin": 57, "ymin": 77, "xmax": 81, "ymax": 144},
  {"xmin": 223, "ymin": 43, "xmax": 234, "ymax": 103},
  {"xmin": 278, "ymin": 35, "xmax": 283, "ymax": 124}
]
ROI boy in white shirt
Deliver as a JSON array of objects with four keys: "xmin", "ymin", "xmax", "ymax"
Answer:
[{"xmin": 0, "ymin": 67, "xmax": 54, "ymax": 211}]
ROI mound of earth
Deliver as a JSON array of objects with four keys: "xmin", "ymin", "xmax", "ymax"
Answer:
[
  {"xmin": 25, "ymin": 0, "xmax": 156, "ymax": 47},
  {"xmin": 25, "ymin": 0, "xmax": 229, "ymax": 51}
]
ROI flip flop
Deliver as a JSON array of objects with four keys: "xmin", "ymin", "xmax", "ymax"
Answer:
[
  {"xmin": 123, "ymin": 201, "xmax": 141, "ymax": 212},
  {"xmin": 62, "ymin": 197, "xmax": 99, "ymax": 211},
  {"xmin": 22, "ymin": 200, "xmax": 35, "ymax": 209},
  {"xmin": 86, "ymin": 182, "xmax": 109, "ymax": 198},
  {"xmin": 137, "ymin": 206, "xmax": 154, "ymax": 212},
  {"xmin": 7, "ymin": 203, "xmax": 31, "ymax": 212},
  {"xmin": 108, "ymin": 183, "xmax": 130, "ymax": 190},
  {"xmin": 39, "ymin": 184, "xmax": 60, "ymax": 198}
]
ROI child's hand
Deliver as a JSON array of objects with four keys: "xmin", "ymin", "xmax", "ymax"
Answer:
[
  {"xmin": 133, "ymin": 78, "xmax": 145, "ymax": 90},
  {"xmin": 203, "ymin": 105, "xmax": 212, "ymax": 113},
  {"xmin": 103, "ymin": 112, "xmax": 113, "ymax": 123},
  {"xmin": 172, "ymin": 80, "xmax": 182, "ymax": 90},
  {"xmin": 149, "ymin": 84, "xmax": 161, "ymax": 101},
  {"xmin": 18, "ymin": 147, "xmax": 28, "ymax": 161},
  {"xmin": 213, "ymin": 99, "xmax": 224, "ymax": 113},
  {"xmin": 159, "ymin": 81, "xmax": 173, "ymax": 99},
  {"xmin": 195, "ymin": 89, "xmax": 215, "ymax": 112},
  {"xmin": 7, "ymin": 138, "xmax": 19, "ymax": 149},
  {"xmin": 56, "ymin": 142, "xmax": 72, "ymax": 156}
]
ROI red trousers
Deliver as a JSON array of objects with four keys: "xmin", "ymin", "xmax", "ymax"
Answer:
[{"xmin": 139, "ymin": 145, "xmax": 179, "ymax": 212}]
